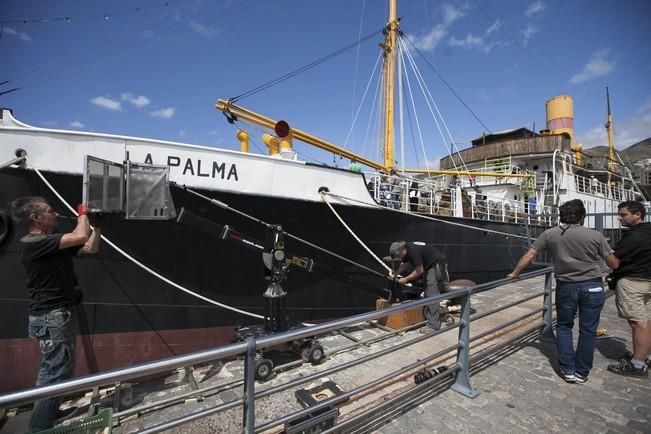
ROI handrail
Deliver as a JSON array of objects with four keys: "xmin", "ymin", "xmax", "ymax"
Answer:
[{"xmin": 0, "ymin": 266, "xmax": 554, "ymax": 430}]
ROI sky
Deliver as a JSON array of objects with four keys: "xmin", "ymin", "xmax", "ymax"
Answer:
[{"xmin": 2, "ymin": 0, "xmax": 650, "ymax": 169}]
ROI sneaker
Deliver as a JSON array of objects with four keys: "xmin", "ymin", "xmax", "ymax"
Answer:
[
  {"xmin": 419, "ymin": 326, "xmax": 436, "ymax": 334},
  {"xmin": 574, "ymin": 373, "xmax": 588, "ymax": 384},
  {"xmin": 607, "ymin": 359, "xmax": 648, "ymax": 377},
  {"xmin": 561, "ymin": 373, "xmax": 577, "ymax": 383},
  {"xmin": 623, "ymin": 351, "xmax": 651, "ymax": 368}
]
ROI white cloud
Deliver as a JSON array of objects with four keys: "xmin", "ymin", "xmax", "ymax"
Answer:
[
  {"xmin": 486, "ymin": 20, "xmax": 502, "ymax": 35},
  {"xmin": 121, "ymin": 93, "xmax": 151, "ymax": 108},
  {"xmin": 3, "ymin": 26, "xmax": 32, "ymax": 42},
  {"xmin": 188, "ymin": 20, "xmax": 220, "ymax": 38},
  {"xmin": 411, "ymin": 3, "xmax": 466, "ymax": 51},
  {"xmin": 521, "ymin": 23, "xmax": 538, "ymax": 46},
  {"xmin": 141, "ymin": 29, "xmax": 163, "ymax": 41},
  {"xmin": 525, "ymin": 1, "xmax": 546, "ymax": 18},
  {"xmin": 90, "ymin": 96, "xmax": 122, "ymax": 111},
  {"xmin": 150, "ymin": 107, "xmax": 176, "ymax": 119},
  {"xmin": 577, "ymin": 96, "xmax": 651, "ymax": 149},
  {"xmin": 69, "ymin": 120, "xmax": 84, "ymax": 129},
  {"xmin": 569, "ymin": 49, "xmax": 615, "ymax": 85},
  {"xmin": 179, "ymin": 130, "xmax": 187, "ymax": 138},
  {"xmin": 448, "ymin": 20, "xmax": 501, "ymax": 54}
]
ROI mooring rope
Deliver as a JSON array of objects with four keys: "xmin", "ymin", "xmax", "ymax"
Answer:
[
  {"xmin": 323, "ymin": 191, "xmax": 535, "ymax": 241},
  {"xmin": 24, "ymin": 158, "xmax": 265, "ymax": 320},
  {"xmin": 319, "ymin": 191, "xmax": 392, "ymax": 274}
]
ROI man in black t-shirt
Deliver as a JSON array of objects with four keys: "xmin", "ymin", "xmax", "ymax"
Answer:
[
  {"xmin": 390, "ymin": 241, "xmax": 448, "ymax": 332},
  {"xmin": 10, "ymin": 197, "xmax": 101, "ymax": 432},
  {"xmin": 607, "ymin": 201, "xmax": 651, "ymax": 378}
]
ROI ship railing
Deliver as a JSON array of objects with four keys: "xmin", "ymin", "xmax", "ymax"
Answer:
[
  {"xmin": 0, "ymin": 267, "xmax": 556, "ymax": 433},
  {"xmin": 468, "ymin": 192, "xmax": 553, "ymax": 226},
  {"xmin": 573, "ymin": 173, "xmax": 637, "ymax": 201},
  {"xmin": 366, "ymin": 173, "xmax": 457, "ymax": 215}
]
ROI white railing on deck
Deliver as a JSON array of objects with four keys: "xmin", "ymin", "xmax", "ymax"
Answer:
[
  {"xmin": 365, "ymin": 173, "xmax": 552, "ymax": 225},
  {"xmin": 573, "ymin": 174, "xmax": 636, "ymax": 201}
]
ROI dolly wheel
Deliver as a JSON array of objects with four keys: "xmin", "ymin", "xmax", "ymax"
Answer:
[
  {"xmin": 255, "ymin": 358, "xmax": 273, "ymax": 381},
  {"xmin": 305, "ymin": 344, "xmax": 325, "ymax": 364}
]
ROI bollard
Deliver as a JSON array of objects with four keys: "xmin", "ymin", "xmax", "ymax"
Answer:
[
  {"xmin": 541, "ymin": 271, "xmax": 555, "ymax": 340},
  {"xmin": 451, "ymin": 290, "xmax": 480, "ymax": 398},
  {"xmin": 242, "ymin": 337, "xmax": 256, "ymax": 433}
]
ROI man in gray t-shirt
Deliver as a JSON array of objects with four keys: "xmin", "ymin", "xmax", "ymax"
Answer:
[{"xmin": 508, "ymin": 199, "xmax": 618, "ymax": 383}]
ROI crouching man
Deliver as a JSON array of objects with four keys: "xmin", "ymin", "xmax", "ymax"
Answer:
[{"xmin": 389, "ymin": 241, "xmax": 448, "ymax": 333}]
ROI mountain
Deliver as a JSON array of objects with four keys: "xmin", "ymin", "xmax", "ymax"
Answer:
[{"xmin": 584, "ymin": 137, "xmax": 651, "ymax": 164}]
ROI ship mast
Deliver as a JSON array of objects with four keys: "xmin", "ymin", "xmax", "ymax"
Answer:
[
  {"xmin": 605, "ymin": 87, "xmax": 615, "ymax": 173},
  {"xmin": 381, "ymin": 0, "xmax": 400, "ymax": 171}
]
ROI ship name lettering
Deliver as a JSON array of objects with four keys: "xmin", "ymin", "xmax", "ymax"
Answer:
[{"xmin": 142, "ymin": 153, "xmax": 239, "ymax": 181}]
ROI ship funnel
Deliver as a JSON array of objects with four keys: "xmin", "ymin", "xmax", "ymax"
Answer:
[{"xmin": 546, "ymin": 95, "xmax": 574, "ymax": 146}]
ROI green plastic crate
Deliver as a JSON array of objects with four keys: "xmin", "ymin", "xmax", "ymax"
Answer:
[{"xmin": 37, "ymin": 408, "xmax": 112, "ymax": 434}]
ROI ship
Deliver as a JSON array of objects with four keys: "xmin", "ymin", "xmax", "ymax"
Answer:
[{"xmin": 0, "ymin": 1, "xmax": 645, "ymax": 392}]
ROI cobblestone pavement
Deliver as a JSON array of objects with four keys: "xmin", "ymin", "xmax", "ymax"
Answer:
[{"xmin": 376, "ymin": 292, "xmax": 651, "ymax": 434}]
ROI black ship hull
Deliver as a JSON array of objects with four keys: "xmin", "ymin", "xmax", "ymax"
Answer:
[{"xmin": 0, "ymin": 167, "xmax": 539, "ymax": 391}]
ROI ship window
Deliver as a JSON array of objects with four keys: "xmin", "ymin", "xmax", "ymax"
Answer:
[{"xmin": 533, "ymin": 165, "xmax": 539, "ymax": 170}]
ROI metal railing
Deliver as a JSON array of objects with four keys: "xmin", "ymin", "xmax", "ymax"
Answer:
[
  {"xmin": 573, "ymin": 173, "xmax": 636, "ymax": 201},
  {"xmin": 0, "ymin": 267, "xmax": 554, "ymax": 433}
]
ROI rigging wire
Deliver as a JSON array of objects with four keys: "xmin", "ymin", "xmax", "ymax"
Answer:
[
  {"xmin": 360, "ymin": 61, "xmax": 383, "ymax": 159},
  {"xmin": 399, "ymin": 40, "xmax": 432, "ymax": 175},
  {"xmin": 351, "ymin": 0, "xmax": 367, "ymax": 126},
  {"xmin": 229, "ymin": 27, "xmax": 384, "ymax": 103},
  {"xmin": 343, "ymin": 51, "xmax": 383, "ymax": 150},
  {"xmin": 401, "ymin": 37, "xmax": 471, "ymax": 175},
  {"xmin": 402, "ymin": 33, "xmax": 492, "ymax": 134}
]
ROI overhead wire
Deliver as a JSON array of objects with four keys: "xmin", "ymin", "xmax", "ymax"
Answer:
[
  {"xmin": 0, "ymin": 6, "xmax": 272, "ymax": 97},
  {"xmin": 0, "ymin": 1, "xmax": 183, "ymax": 25},
  {"xmin": 0, "ymin": 4, "xmax": 183, "ymax": 87}
]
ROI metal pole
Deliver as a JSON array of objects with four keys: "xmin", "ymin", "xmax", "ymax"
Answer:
[
  {"xmin": 243, "ymin": 337, "xmax": 256, "ymax": 434},
  {"xmin": 541, "ymin": 271, "xmax": 555, "ymax": 340},
  {"xmin": 450, "ymin": 290, "xmax": 479, "ymax": 398}
]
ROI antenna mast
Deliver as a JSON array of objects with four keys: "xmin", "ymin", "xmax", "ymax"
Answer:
[{"xmin": 605, "ymin": 87, "xmax": 615, "ymax": 173}]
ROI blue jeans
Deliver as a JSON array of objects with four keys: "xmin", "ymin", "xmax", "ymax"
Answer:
[
  {"xmin": 27, "ymin": 307, "xmax": 77, "ymax": 432},
  {"xmin": 555, "ymin": 279, "xmax": 605, "ymax": 377}
]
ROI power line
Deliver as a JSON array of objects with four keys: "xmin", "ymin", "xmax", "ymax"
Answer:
[
  {"xmin": 0, "ymin": 6, "xmax": 271, "ymax": 97},
  {"xmin": 0, "ymin": 1, "xmax": 182, "ymax": 25},
  {"xmin": 0, "ymin": 5, "xmax": 182, "ymax": 87}
]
